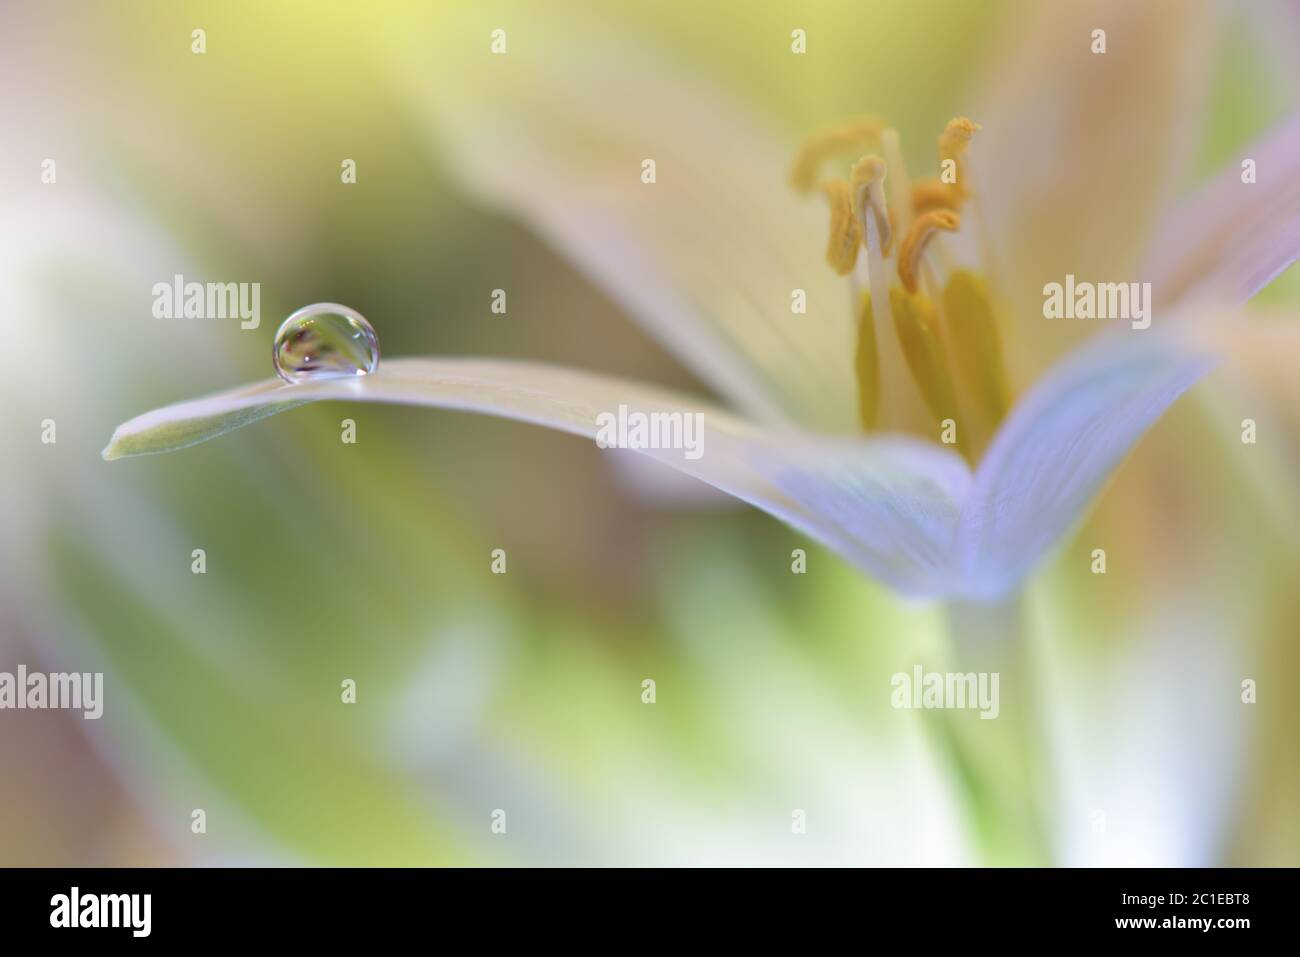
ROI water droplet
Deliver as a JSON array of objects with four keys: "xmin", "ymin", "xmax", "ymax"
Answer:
[{"xmin": 273, "ymin": 303, "xmax": 380, "ymax": 384}]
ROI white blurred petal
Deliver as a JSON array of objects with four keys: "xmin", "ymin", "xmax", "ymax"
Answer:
[
  {"xmin": 406, "ymin": 13, "xmax": 858, "ymax": 431},
  {"xmin": 1031, "ymin": 583, "xmax": 1249, "ymax": 866},
  {"xmin": 970, "ymin": 0, "xmax": 1216, "ymax": 375},
  {"xmin": 1190, "ymin": 314, "xmax": 1300, "ymax": 540}
]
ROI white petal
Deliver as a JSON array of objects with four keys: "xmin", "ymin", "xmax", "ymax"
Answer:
[
  {"xmin": 405, "ymin": 13, "xmax": 858, "ymax": 431},
  {"xmin": 104, "ymin": 358, "xmax": 967, "ymax": 595},
  {"xmin": 1145, "ymin": 106, "xmax": 1300, "ymax": 307},
  {"xmin": 957, "ymin": 331, "xmax": 1216, "ymax": 600}
]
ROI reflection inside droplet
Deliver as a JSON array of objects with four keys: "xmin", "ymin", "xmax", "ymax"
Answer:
[{"xmin": 273, "ymin": 303, "xmax": 380, "ymax": 384}]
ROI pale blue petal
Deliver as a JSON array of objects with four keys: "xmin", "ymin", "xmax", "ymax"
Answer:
[
  {"xmin": 1145, "ymin": 106, "xmax": 1300, "ymax": 307},
  {"xmin": 957, "ymin": 333, "xmax": 1217, "ymax": 600},
  {"xmin": 746, "ymin": 435, "xmax": 971, "ymax": 597}
]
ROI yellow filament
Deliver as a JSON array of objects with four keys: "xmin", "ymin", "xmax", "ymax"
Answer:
[
  {"xmin": 898, "ymin": 209, "xmax": 960, "ymax": 293},
  {"xmin": 889, "ymin": 286, "xmax": 959, "ymax": 427},
  {"xmin": 855, "ymin": 292, "xmax": 881, "ymax": 429},
  {"xmin": 850, "ymin": 155, "xmax": 892, "ymax": 255},
  {"xmin": 789, "ymin": 116, "xmax": 885, "ymax": 193},
  {"xmin": 939, "ymin": 270, "xmax": 1010, "ymax": 454},
  {"xmin": 818, "ymin": 178, "xmax": 862, "ymax": 276}
]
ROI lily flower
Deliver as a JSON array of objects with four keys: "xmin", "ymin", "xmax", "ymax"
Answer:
[{"xmin": 103, "ymin": 7, "xmax": 1299, "ymax": 604}]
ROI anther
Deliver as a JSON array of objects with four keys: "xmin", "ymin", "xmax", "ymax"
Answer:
[
  {"xmin": 937, "ymin": 117, "xmax": 980, "ymax": 201},
  {"xmin": 898, "ymin": 210, "xmax": 960, "ymax": 294},
  {"xmin": 789, "ymin": 116, "xmax": 885, "ymax": 193},
  {"xmin": 910, "ymin": 178, "xmax": 959, "ymax": 216},
  {"xmin": 818, "ymin": 178, "xmax": 862, "ymax": 276}
]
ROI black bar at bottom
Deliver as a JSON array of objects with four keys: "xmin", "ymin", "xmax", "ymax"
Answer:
[{"xmin": 0, "ymin": 867, "xmax": 1290, "ymax": 942}]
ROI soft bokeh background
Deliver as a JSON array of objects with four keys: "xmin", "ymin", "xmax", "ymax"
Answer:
[{"xmin": 1, "ymin": 0, "xmax": 1296, "ymax": 865}]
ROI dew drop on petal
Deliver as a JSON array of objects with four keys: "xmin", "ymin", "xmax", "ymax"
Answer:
[{"xmin": 273, "ymin": 303, "xmax": 380, "ymax": 384}]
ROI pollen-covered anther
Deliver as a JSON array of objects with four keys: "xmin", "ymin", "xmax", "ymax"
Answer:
[
  {"xmin": 911, "ymin": 177, "xmax": 958, "ymax": 216},
  {"xmin": 818, "ymin": 178, "xmax": 862, "ymax": 276},
  {"xmin": 937, "ymin": 116, "xmax": 980, "ymax": 200},
  {"xmin": 898, "ymin": 209, "xmax": 960, "ymax": 294},
  {"xmin": 789, "ymin": 116, "xmax": 885, "ymax": 193},
  {"xmin": 850, "ymin": 155, "xmax": 892, "ymax": 255}
]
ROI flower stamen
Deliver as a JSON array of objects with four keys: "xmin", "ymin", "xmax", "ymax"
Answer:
[
  {"xmin": 939, "ymin": 270, "xmax": 1009, "ymax": 457},
  {"xmin": 937, "ymin": 116, "xmax": 980, "ymax": 203},
  {"xmin": 790, "ymin": 114, "xmax": 1008, "ymax": 455},
  {"xmin": 910, "ymin": 178, "xmax": 959, "ymax": 216},
  {"xmin": 889, "ymin": 286, "xmax": 959, "ymax": 428},
  {"xmin": 898, "ymin": 209, "xmax": 960, "ymax": 294},
  {"xmin": 850, "ymin": 155, "xmax": 892, "ymax": 256},
  {"xmin": 788, "ymin": 116, "xmax": 885, "ymax": 193},
  {"xmin": 818, "ymin": 178, "xmax": 862, "ymax": 276},
  {"xmin": 855, "ymin": 292, "xmax": 881, "ymax": 429},
  {"xmin": 879, "ymin": 128, "xmax": 914, "ymax": 240}
]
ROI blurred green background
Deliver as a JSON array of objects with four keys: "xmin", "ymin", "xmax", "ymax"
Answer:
[{"xmin": 1, "ymin": 0, "xmax": 1297, "ymax": 865}]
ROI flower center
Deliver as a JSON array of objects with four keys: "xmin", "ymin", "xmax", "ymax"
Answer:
[{"xmin": 790, "ymin": 117, "xmax": 1011, "ymax": 461}]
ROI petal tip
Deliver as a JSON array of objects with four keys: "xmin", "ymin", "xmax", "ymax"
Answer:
[{"xmin": 101, "ymin": 431, "xmax": 123, "ymax": 461}]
